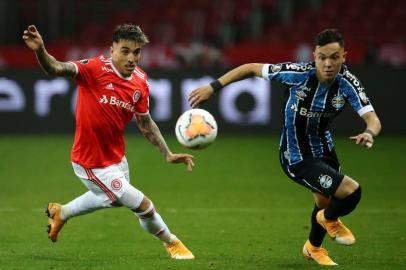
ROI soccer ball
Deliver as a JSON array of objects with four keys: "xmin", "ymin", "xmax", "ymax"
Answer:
[{"xmin": 175, "ymin": 109, "xmax": 218, "ymax": 149}]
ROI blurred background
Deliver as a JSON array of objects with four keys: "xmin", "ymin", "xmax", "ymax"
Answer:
[
  {"xmin": 1, "ymin": 2, "xmax": 406, "ymax": 269},
  {"xmin": 0, "ymin": 0, "xmax": 405, "ymax": 134}
]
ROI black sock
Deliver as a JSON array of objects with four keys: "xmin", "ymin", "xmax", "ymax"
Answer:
[
  {"xmin": 324, "ymin": 186, "xmax": 362, "ymax": 220},
  {"xmin": 309, "ymin": 204, "xmax": 326, "ymax": 247}
]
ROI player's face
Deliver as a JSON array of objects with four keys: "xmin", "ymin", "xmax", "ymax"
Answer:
[
  {"xmin": 314, "ymin": 42, "xmax": 346, "ymax": 83},
  {"xmin": 110, "ymin": 40, "xmax": 142, "ymax": 77}
]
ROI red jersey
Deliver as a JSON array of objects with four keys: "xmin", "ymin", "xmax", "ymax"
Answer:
[{"xmin": 70, "ymin": 55, "xmax": 149, "ymax": 168}]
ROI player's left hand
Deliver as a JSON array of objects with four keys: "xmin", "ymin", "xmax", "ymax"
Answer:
[
  {"xmin": 350, "ymin": 132, "xmax": 374, "ymax": 149},
  {"xmin": 166, "ymin": 153, "xmax": 195, "ymax": 172}
]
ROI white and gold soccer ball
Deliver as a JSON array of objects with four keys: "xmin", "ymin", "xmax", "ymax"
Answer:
[{"xmin": 175, "ymin": 109, "xmax": 218, "ymax": 149}]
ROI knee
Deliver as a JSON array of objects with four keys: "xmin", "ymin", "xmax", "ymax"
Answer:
[
  {"xmin": 118, "ymin": 185, "xmax": 145, "ymax": 210},
  {"xmin": 335, "ymin": 176, "xmax": 359, "ymax": 199},
  {"xmin": 350, "ymin": 185, "xmax": 362, "ymax": 205},
  {"xmin": 110, "ymin": 201, "xmax": 123, "ymax": 207}
]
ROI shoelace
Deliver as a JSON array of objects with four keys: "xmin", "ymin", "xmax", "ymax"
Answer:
[
  {"xmin": 311, "ymin": 246, "xmax": 328, "ymax": 259},
  {"xmin": 327, "ymin": 220, "xmax": 343, "ymax": 235}
]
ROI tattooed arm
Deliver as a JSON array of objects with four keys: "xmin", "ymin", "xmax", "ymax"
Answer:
[
  {"xmin": 23, "ymin": 25, "xmax": 76, "ymax": 78},
  {"xmin": 135, "ymin": 113, "xmax": 195, "ymax": 171},
  {"xmin": 136, "ymin": 113, "xmax": 172, "ymax": 158}
]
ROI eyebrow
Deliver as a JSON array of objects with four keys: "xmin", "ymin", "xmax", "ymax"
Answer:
[
  {"xmin": 317, "ymin": 52, "xmax": 340, "ymax": 57},
  {"xmin": 120, "ymin": 46, "xmax": 141, "ymax": 51}
]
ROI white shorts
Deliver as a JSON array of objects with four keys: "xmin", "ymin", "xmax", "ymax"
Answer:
[{"xmin": 72, "ymin": 156, "xmax": 131, "ymax": 204}]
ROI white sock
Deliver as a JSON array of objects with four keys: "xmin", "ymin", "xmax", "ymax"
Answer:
[
  {"xmin": 136, "ymin": 204, "xmax": 177, "ymax": 244},
  {"xmin": 60, "ymin": 191, "xmax": 114, "ymax": 220}
]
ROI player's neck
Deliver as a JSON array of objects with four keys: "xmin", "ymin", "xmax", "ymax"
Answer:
[{"xmin": 316, "ymin": 72, "xmax": 335, "ymax": 86}]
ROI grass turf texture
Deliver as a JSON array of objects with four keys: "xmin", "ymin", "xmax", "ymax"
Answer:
[{"xmin": 0, "ymin": 135, "xmax": 405, "ymax": 270}]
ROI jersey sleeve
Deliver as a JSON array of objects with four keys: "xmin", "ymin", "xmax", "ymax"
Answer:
[
  {"xmin": 261, "ymin": 62, "xmax": 312, "ymax": 86},
  {"xmin": 341, "ymin": 70, "xmax": 374, "ymax": 116},
  {"xmin": 69, "ymin": 57, "xmax": 99, "ymax": 86},
  {"xmin": 133, "ymin": 79, "xmax": 150, "ymax": 115}
]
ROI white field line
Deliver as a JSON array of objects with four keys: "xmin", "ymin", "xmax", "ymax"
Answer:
[
  {"xmin": 164, "ymin": 208, "xmax": 406, "ymax": 214},
  {"xmin": 0, "ymin": 207, "xmax": 404, "ymax": 214}
]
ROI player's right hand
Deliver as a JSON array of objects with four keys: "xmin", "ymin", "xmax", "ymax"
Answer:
[
  {"xmin": 166, "ymin": 153, "xmax": 195, "ymax": 172},
  {"xmin": 22, "ymin": 25, "xmax": 44, "ymax": 51},
  {"xmin": 188, "ymin": 85, "xmax": 214, "ymax": 108}
]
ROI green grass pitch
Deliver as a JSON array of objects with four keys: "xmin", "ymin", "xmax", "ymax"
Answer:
[{"xmin": 0, "ymin": 135, "xmax": 405, "ymax": 269}]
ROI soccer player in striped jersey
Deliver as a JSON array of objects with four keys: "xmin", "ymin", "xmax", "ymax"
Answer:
[
  {"xmin": 23, "ymin": 24, "xmax": 194, "ymax": 259},
  {"xmin": 188, "ymin": 29, "xmax": 381, "ymax": 266}
]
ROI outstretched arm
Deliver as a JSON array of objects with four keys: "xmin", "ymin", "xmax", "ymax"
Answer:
[
  {"xmin": 135, "ymin": 113, "xmax": 194, "ymax": 171},
  {"xmin": 188, "ymin": 63, "xmax": 264, "ymax": 108},
  {"xmin": 350, "ymin": 111, "xmax": 382, "ymax": 148},
  {"xmin": 22, "ymin": 25, "xmax": 76, "ymax": 78}
]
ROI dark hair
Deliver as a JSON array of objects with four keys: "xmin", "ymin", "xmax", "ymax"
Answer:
[
  {"xmin": 112, "ymin": 24, "xmax": 149, "ymax": 45},
  {"xmin": 314, "ymin": 29, "xmax": 344, "ymax": 47}
]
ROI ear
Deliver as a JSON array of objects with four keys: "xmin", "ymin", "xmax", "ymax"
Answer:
[
  {"xmin": 110, "ymin": 46, "xmax": 113, "ymax": 55},
  {"xmin": 343, "ymin": 51, "xmax": 347, "ymax": 63},
  {"xmin": 313, "ymin": 50, "xmax": 316, "ymax": 61}
]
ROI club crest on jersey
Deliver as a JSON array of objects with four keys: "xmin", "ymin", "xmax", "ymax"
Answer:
[
  {"xmin": 319, "ymin": 174, "xmax": 333, "ymax": 188},
  {"xmin": 133, "ymin": 90, "xmax": 141, "ymax": 103},
  {"xmin": 270, "ymin": 64, "xmax": 282, "ymax": 73},
  {"xmin": 111, "ymin": 179, "xmax": 122, "ymax": 190},
  {"xmin": 79, "ymin": 59, "xmax": 89, "ymax": 64},
  {"xmin": 332, "ymin": 95, "xmax": 345, "ymax": 109},
  {"xmin": 358, "ymin": 92, "xmax": 369, "ymax": 103}
]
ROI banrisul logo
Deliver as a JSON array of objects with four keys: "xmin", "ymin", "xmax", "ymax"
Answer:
[
  {"xmin": 99, "ymin": 95, "xmax": 108, "ymax": 104},
  {"xmin": 99, "ymin": 95, "xmax": 135, "ymax": 112}
]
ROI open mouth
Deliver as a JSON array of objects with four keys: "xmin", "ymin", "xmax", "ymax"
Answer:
[{"xmin": 125, "ymin": 65, "xmax": 135, "ymax": 71}]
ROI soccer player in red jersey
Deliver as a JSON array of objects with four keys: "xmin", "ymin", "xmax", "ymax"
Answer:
[{"xmin": 23, "ymin": 24, "xmax": 194, "ymax": 259}]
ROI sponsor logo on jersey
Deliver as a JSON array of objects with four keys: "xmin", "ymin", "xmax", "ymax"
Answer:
[
  {"xmin": 79, "ymin": 59, "xmax": 89, "ymax": 64},
  {"xmin": 343, "ymin": 70, "xmax": 364, "ymax": 92},
  {"xmin": 99, "ymin": 95, "xmax": 108, "ymax": 104},
  {"xmin": 332, "ymin": 95, "xmax": 345, "ymax": 109},
  {"xmin": 111, "ymin": 179, "xmax": 122, "ymax": 190},
  {"xmin": 133, "ymin": 90, "xmax": 141, "ymax": 103},
  {"xmin": 285, "ymin": 63, "xmax": 313, "ymax": 71},
  {"xmin": 318, "ymin": 174, "xmax": 332, "ymax": 188},
  {"xmin": 102, "ymin": 66, "xmax": 114, "ymax": 73},
  {"xmin": 299, "ymin": 107, "xmax": 335, "ymax": 118},
  {"xmin": 99, "ymin": 95, "xmax": 135, "ymax": 112},
  {"xmin": 105, "ymin": 83, "xmax": 114, "ymax": 90}
]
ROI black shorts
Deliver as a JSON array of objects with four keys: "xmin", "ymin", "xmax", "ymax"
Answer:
[{"xmin": 279, "ymin": 150, "xmax": 344, "ymax": 196}]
